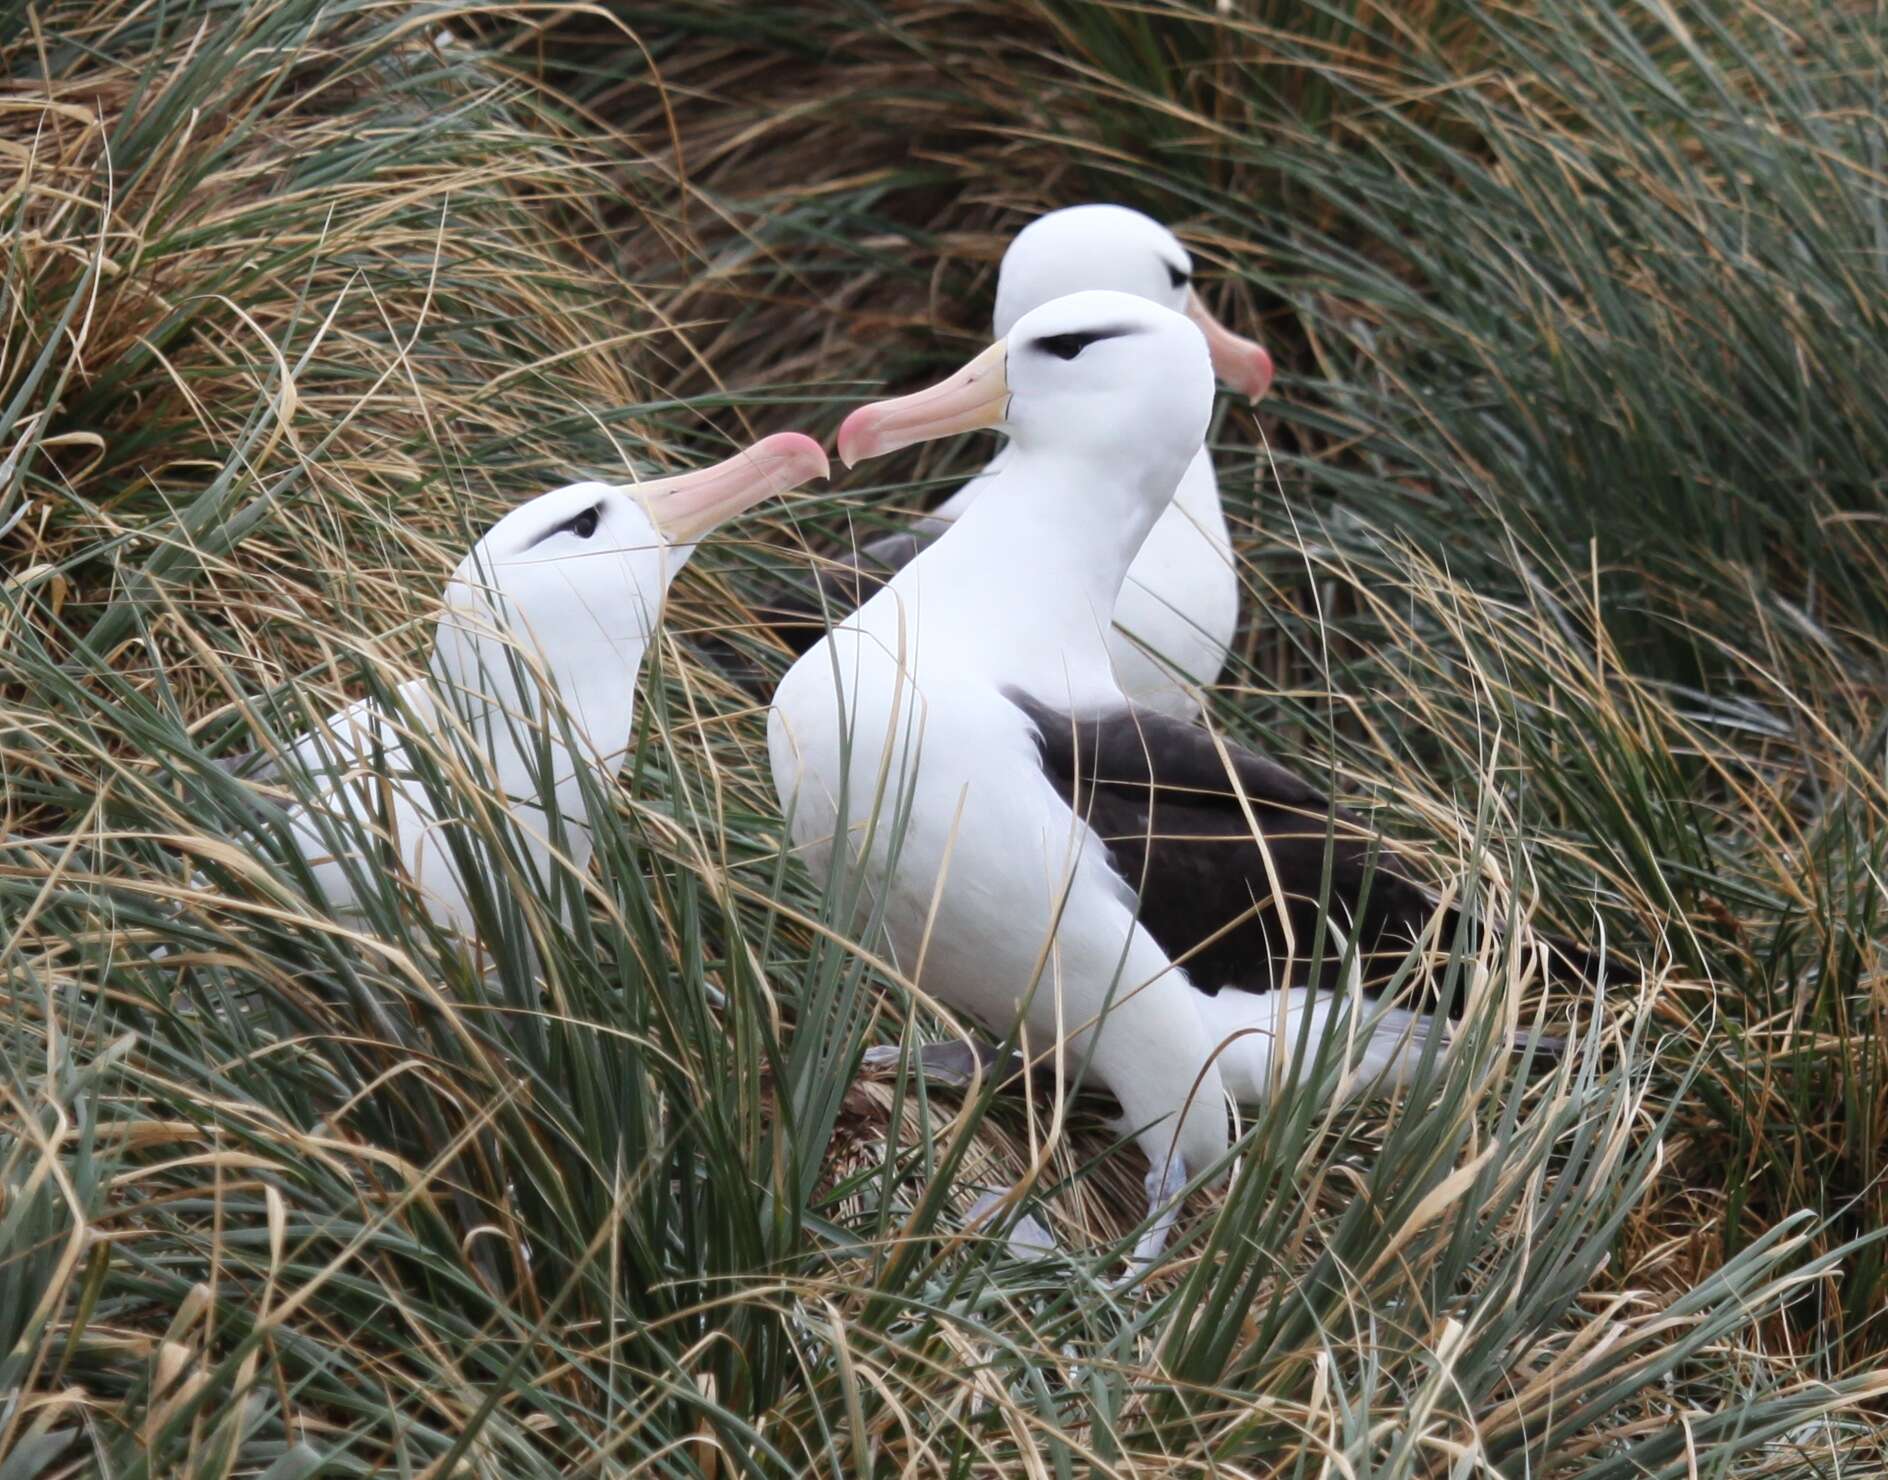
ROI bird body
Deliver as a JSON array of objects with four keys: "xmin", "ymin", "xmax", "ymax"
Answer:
[
  {"xmin": 768, "ymin": 556, "xmax": 1235, "ymax": 1205},
  {"xmin": 261, "ymin": 435, "xmax": 827, "ymax": 937},
  {"xmin": 774, "ymin": 292, "xmax": 1580, "ymax": 1263},
  {"xmin": 773, "ymin": 295, "xmax": 1240, "ymax": 1250}
]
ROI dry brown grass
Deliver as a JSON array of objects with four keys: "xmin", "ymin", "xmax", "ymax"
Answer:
[{"xmin": 2, "ymin": 1, "xmax": 1885, "ymax": 1473}]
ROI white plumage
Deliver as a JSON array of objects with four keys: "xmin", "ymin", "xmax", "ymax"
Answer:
[
  {"xmin": 253, "ymin": 434, "xmax": 826, "ymax": 937},
  {"xmin": 774, "ymin": 293, "xmax": 1234, "ymax": 1260},
  {"xmin": 773, "ymin": 291, "xmax": 1493, "ymax": 1266},
  {"xmin": 896, "ymin": 204, "xmax": 1272, "ymax": 718}
]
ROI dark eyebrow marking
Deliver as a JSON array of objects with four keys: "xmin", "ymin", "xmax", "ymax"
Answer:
[
  {"xmin": 1029, "ymin": 324, "xmax": 1139, "ymax": 359},
  {"xmin": 1164, "ymin": 261, "xmax": 1192, "ymax": 289},
  {"xmin": 521, "ymin": 502, "xmax": 603, "ymax": 552}
]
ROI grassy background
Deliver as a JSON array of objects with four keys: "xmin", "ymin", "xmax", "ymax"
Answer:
[{"xmin": 3, "ymin": 0, "xmax": 1885, "ymax": 1473}]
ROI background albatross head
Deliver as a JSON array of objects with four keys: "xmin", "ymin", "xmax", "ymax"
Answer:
[{"xmin": 993, "ymin": 203, "xmax": 1273, "ymax": 401}]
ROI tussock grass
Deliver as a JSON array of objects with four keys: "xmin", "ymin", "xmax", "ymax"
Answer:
[
  {"xmin": 568, "ymin": 0, "xmax": 1888, "ymax": 1365},
  {"xmin": 2, "ymin": 0, "xmax": 1885, "ymax": 1474}
]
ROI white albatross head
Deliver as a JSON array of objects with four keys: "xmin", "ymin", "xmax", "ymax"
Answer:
[
  {"xmin": 993, "ymin": 204, "xmax": 1272, "ymax": 401},
  {"xmin": 838, "ymin": 291, "xmax": 1212, "ymax": 497},
  {"xmin": 432, "ymin": 432, "xmax": 829, "ymax": 757}
]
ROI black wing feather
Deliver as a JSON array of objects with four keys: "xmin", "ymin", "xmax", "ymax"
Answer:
[
  {"xmin": 1006, "ymin": 692, "xmax": 1600, "ymax": 1011},
  {"xmin": 762, "ymin": 530, "xmax": 934, "ymax": 658}
]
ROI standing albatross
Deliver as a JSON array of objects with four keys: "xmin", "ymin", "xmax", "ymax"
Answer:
[
  {"xmin": 770, "ymin": 292, "xmax": 1590, "ymax": 1265},
  {"xmin": 240, "ymin": 433, "xmax": 827, "ymax": 937},
  {"xmin": 771, "ymin": 204, "xmax": 1272, "ymax": 719}
]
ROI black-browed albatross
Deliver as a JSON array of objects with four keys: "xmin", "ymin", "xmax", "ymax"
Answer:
[
  {"xmin": 769, "ymin": 203, "xmax": 1272, "ymax": 720},
  {"xmin": 768, "ymin": 291, "xmax": 1595, "ymax": 1265},
  {"xmin": 236, "ymin": 433, "xmax": 827, "ymax": 938}
]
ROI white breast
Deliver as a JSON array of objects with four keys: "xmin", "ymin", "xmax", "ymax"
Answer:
[
  {"xmin": 280, "ymin": 679, "xmax": 585, "ymax": 937},
  {"xmin": 772, "ymin": 591, "xmax": 1095, "ymax": 997}
]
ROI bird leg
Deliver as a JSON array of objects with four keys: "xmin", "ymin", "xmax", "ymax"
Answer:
[
  {"xmin": 964, "ymin": 1188, "xmax": 1057, "ymax": 1258},
  {"xmin": 1510, "ymin": 1028, "xmax": 1568, "ymax": 1067},
  {"xmin": 1128, "ymin": 1154, "xmax": 1191, "ymax": 1271},
  {"xmin": 859, "ymin": 1037, "xmax": 1022, "ymax": 1090}
]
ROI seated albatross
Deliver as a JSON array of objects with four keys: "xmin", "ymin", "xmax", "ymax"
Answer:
[
  {"xmin": 769, "ymin": 292, "xmax": 1594, "ymax": 1266},
  {"xmin": 772, "ymin": 204, "xmax": 1272, "ymax": 719},
  {"xmin": 231, "ymin": 434, "xmax": 827, "ymax": 937}
]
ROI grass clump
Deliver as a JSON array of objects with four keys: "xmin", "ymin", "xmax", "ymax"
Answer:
[
  {"xmin": 565, "ymin": 0, "xmax": 1888, "ymax": 1372},
  {"xmin": 1, "ymin": 0, "xmax": 1884, "ymax": 1474}
]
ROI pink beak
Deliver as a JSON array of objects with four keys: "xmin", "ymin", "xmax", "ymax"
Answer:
[
  {"xmin": 634, "ymin": 432, "xmax": 829, "ymax": 542},
  {"xmin": 837, "ymin": 341, "xmax": 1011, "ymax": 468},
  {"xmin": 1187, "ymin": 290, "xmax": 1274, "ymax": 401}
]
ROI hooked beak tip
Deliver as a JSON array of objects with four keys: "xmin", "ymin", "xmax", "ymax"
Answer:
[
  {"xmin": 1243, "ymin": 345, "xmax": 1276, "ymax": 402},
  {"xmin": 758, "ymin": 430, "xmax": 832, "ymax": 487},
  {"xmin": 835, "ymin": 410, "xmax": 875, "ymax": 469}
]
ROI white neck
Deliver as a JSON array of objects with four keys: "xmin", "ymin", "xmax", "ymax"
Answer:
[
  {"xmin": 424, "ymin": 640, "xmax": 640, "ymax": 868},
  {"xmin": 879, "ymin": 442, "xmax": 1189, "ymax": 696}
]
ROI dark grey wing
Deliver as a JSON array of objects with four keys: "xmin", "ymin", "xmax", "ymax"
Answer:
[
  {"xmin": 763, "ymin": 528, "xmax": 934, "ymax": 658},
  {"xmin": 1006, "ymin": 691, "xmax": 1488, "ymax": 1009},
  {"xmin": 207, "ymin": 747, "xmax": 282, "ymax": 785},
  {"xmin": 692, "ymin": 527, "xmax": 940, "ymax": 696}
]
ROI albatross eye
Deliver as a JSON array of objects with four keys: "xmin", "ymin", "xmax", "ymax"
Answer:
[
  {"xmin": 1165, "ymin": 263, "xmax": 1191, "ymax": 290},
  {"xmin": 1028, "ymin": 325, "xmax": 1135, "ymax": 361},
  {"xmin": 565, "ymin": 506, "xmax": 600, "ymax": 539},
  {"xmin": 1032, "ymin": 332, "xmax": 1091, "ymax": 360}
]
